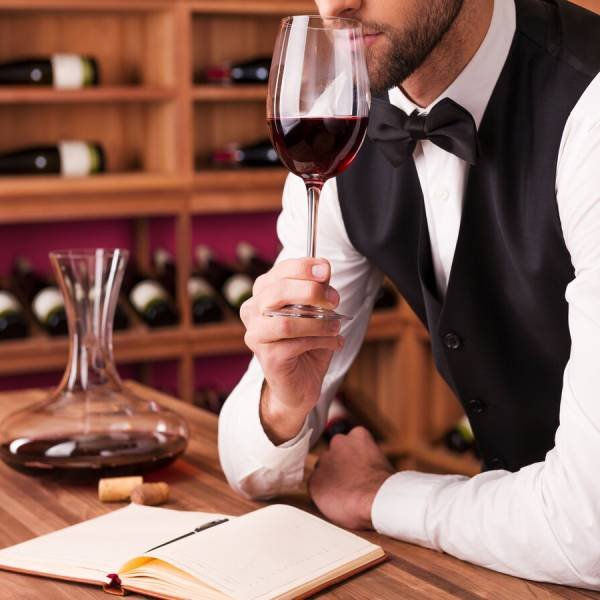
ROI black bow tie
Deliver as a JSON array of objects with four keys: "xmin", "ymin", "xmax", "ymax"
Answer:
[{"xmin": 367, "ymin": 96, "xmax": 481, "ymax": 167}]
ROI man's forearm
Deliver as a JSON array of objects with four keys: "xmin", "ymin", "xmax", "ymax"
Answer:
[{"xmin": 259, "ymin": 382, "xmax": 312, "ymax": 445}]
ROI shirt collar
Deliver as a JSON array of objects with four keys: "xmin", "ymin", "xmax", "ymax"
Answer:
[{"xmin": 388, "ymin": 0, "xmax": 516, "ymax": 129}]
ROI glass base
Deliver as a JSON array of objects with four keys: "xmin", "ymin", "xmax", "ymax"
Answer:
[{"xmin": 263, "ymin": 304, "xmax": 352, "ymax": 321}]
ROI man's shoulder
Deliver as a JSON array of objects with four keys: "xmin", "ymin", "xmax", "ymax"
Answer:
[{"xmin": 516, "ymin": 0, "xmax": 600, "ymax": 80}]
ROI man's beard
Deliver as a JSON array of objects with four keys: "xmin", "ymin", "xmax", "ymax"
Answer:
[{"xmin": 365, "ymin": 0, "xmax": 464, "ymax": 95}]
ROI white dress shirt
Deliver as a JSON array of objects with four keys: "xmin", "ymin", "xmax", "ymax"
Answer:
[{"xmin": 219, "ymin": 0, "xmax": 600, "ymax": 589}]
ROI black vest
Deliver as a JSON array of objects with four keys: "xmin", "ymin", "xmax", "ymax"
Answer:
[{"xmin": 337, "ymin": 0, "xmax": 600, "ymax": 472}]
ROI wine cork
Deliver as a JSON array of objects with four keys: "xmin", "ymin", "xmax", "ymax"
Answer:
[
  {"xmin": 131, "ymin": 482, "xmax": 169, "ymax": 506},
  {"xmin": 98, "ymin": 476, "xmax": 143, "ymax": 503}
]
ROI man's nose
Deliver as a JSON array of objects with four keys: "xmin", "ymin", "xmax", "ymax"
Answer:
[{"xmin": 316, "ymin": 0, "xmax": 361, "ymax": 18}]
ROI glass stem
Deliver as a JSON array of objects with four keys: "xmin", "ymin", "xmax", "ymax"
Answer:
[{"xmin": 306, "ymin": 184, "xmax": 322, "ymax": 258}]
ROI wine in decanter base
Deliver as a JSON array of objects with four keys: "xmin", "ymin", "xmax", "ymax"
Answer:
[{"xmin": 0, "ymin": 249, "xmax": 189, "ymax": 477}]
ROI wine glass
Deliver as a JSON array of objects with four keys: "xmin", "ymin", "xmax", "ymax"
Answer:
[{"xmin": 266, "ymin": 15, "xmax": 370, "ymax": 320}]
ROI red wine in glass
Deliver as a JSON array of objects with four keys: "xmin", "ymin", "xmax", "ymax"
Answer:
[
  {"xmin": 265, "ymin": 15, "xmax": 370, "ymax": 321},
  {"xmin": 267, "ymin": 116, "xmax": 368, "ymax": 186}
]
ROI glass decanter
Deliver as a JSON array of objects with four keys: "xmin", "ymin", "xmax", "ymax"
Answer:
[{"xmin": 0, "ymin": 249, "xmax": 189, "ymax": 476}]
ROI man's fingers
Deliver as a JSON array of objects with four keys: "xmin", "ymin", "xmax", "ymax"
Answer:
[
  {"xmin": 257, "ymin": 278, "xmax": 339, "ymax": 312},
  {"xmin": 251, "ymin": 334, "xmax": 344, "ymax": 361},
  {"xmin": 248, "ymin": 315, "xmax": 342, "ymax": 345},
  {"xmin": 253, "ymin": 258, "xmax": 331, "ymax": 296}
]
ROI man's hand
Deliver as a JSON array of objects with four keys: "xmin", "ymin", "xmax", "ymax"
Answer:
[
  {"xmin": 240, "ymin": 258, "xmax": 344, "ymax": 444},
  {"xmin": 308, "ymin": 427, "xmax": 395, "ymax": 530}
]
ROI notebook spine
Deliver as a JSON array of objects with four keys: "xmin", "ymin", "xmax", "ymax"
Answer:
[{"xmin": 102, "ymin": 573, "xmax": 126, "ymax": 596}]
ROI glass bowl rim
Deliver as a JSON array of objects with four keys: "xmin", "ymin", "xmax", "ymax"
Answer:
[
  {"xmin": 280, "ymin": 15, "xmax": 363, "ymax": 30},
  {"xmin": 49, "ymin": 248, "xmax": 130, "ymax": 260}
]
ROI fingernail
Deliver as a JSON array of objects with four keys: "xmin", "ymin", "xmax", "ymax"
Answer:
[
  {"xmin": 326, "ymin": 288, "xmax": 338, "ymax": 304},
  {"xmin": 312, "ymin": 263, "xmax": 327, "ymax": 279}
]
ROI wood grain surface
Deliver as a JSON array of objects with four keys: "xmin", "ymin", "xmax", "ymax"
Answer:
[{"xmin": 0, "ymin": 382, "xmax": 598, "ymax": 600}]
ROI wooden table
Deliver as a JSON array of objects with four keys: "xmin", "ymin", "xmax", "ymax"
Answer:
[{"xmin": 0, "ymin": 382, "xmax": 598, "ymax": 600}]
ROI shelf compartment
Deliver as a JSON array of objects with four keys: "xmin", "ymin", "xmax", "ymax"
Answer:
[
  {"xmin": 0, "ymin": 7, "xmax": 176, "ymax": 87},
  {"xmin": 0, "ymin": 86, "xmax": 177, "ymax": 104},
  {"xmin": 192, "ymin": 84, "xmax": 267, "ymax": 102},
  {"xmin": 0, "ymin": 102, "xmax": 178, "ymax": 176}
]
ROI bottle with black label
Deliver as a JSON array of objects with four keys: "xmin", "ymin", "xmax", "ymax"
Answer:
[
  {"xmin": 0, "ymin": 54, "xmax": 99, "ymax": 88},
  {"xmin": 443, "ymin": 415, "xmax": 475, "ymax": 454},
  {"xmin": 0, "ymin": 289, "xmax": 29, "ymax": 341},
  {"xmin": 11, "ymin": 258, "xmax": 67, "ymax": 337},
  {"xmin": 122, "ymin": 263, "xmax": 178, "ymax": 329},
  {"xmin": 0, "ymin": 141, "xmax": 105, "ymax": 177},
  {"xmin": 211, "ymin": 140, "xmax": 280, "ymax": 168},
  {"xmin": 154, "ymin": 248, "xmax": 223, "ymax": 325},
  {"xmin": 203, "ymin": 56, "xmax": 271, "ymax": 85},
  {"xmin": 236, "ymin": 241, "xmax": 273, "ymax": 281}
]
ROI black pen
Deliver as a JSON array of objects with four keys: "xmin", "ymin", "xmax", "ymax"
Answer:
[{"xmin": 145, "ymin": 518, "xmax": 230, "ymax": 553}]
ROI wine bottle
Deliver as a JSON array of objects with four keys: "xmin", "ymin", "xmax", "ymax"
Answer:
[
  {"xmin": 0, "ymin": 289, "xmax": 29, "ymax": 340},
  {"xmin": 373, "ymin": 281, "xmax": 398, "ymax": 310},
  {"xmin": 11, "ymin": 258, "xmax": 67, "ymax": 337},
  {"xmin": 203, "ymin": 56, "xmax": 271, "ymax": 85},
  {"xmin": 0, "ymin": 141, "xmax": 105, "ymax": 177},
  {"xmin": 236, "ymin": 242, "xmax": 273, "ymax": 280},
  {"xmin": 194, "ymin": 245, "xmax": 235, "ymax": 292},
  {"xmin": 153, "ymin": 248, "xmax": 177, "ymax": 298},
  {"xmin": 121, "ymin": 263, "xmax": 178, "ymax": 328},
  {"xmin": 323, "ymin": 396, "xmax": 358, "ymax": 442},
  {"xmin": 155, "ymin": 248, "xmax": 224, "ymax": 325},
  {"xmin": 222, "ymin": 273, "xmax": 253, "ymax": 314},
  {"xmin": 211, "ymin": 140, "xmax": 280, "ymax": 168},
  {"xmin": 443, "ymin": 415, "xmax": 475, "ymax": 454},
  {"xmin": 0, "ymin": 54, "xmax": 99, "ymax": 88}
]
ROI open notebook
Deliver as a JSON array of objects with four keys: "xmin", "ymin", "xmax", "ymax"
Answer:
[{"xmin": 0, "ymin": 503, "xmax": 386, "ymax": 599}]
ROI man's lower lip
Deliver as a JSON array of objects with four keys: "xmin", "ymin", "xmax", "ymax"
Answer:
[{"xmin": 363, "ymin": 34, "xmax": 381, "ymax": 48}]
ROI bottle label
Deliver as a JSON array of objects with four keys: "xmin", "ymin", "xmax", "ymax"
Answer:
[
  {"xmin": 0, "ymin": 291, "xmax": 21, "ymax": 316},
  {"xmin": 130, "ymin": 281, "xmax": 168, "ymax": 312},
  {"xmin": 58, "ymin": 141, "xmax": 94, "ymax": 177},
  {"xmin": 51, "ymin": 54, "xmax": 87, "ymax": 89},
  {"xmin": 223, "ymin": 274, "xmax": 253, "ymax": 307},
  {"xmin": 32, "ymin": 287, "xmax": 64, "ymax": 322},
  {"xmin": 188, "ymin": 277, "xmax": 215, "ymax": 301}
]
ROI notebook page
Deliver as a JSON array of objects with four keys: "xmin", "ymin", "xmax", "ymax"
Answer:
[
  {"xmin": 137, "ymin": 504, "xmax": 383, "ymax": 600},
  {"xmin": 0, "ymin": 504, "xmax": 230, "ymax": 583}
]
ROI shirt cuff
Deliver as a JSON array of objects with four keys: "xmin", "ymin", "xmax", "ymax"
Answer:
[
  {"xmin": 234, "ymin": 375, "xmax": 313, "ymax": 480},
  {"xmin": 371, "ymin": 471, "xmax": 464, "ymax": 549}
]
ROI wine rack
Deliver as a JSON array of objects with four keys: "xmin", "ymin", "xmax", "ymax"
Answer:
[{"xmin": 0, "ymin": 0, "xmax": 481, "ymax": 478}]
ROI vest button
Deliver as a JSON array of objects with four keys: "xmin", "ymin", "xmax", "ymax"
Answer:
[
  {"xmin": 443, "ymin": 332, "xmax": 462, "ymax": 350},
  {"xmin": 467, "ymin": 398, "xmax": 485, "ymax": 414},
  {"xmin": 488, "ymin": 457, "xmax": 505, "ymax": 470}
]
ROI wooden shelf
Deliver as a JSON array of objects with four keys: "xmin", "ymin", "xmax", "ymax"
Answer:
[
  {"xmin": 191, "ymin": 168, "xmax": 286, "ymax": 214},
  {"xmin": 192, "ymin": 85, "xmax": 267, "ymax": 102},
  {"xmin": 0, "ymin": 86, "xmax": 177, "ymax": 105},
  {"xmin": 0, "ymin": 174, "xmax": 187, "ymax": 223},
  {"xmin": 189, "ymin": 1, "xmax": 316, "ymax": 15},
  {"xmin": 0, "ymin": 326, "xmax": 187, "ymax": 376},
  {"xmin": 411, "ymin": 444, "xmax": 481, "ymax": 477}
]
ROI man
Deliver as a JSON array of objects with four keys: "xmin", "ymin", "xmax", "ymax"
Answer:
[{"xmin": 219, "ymin": 0, "xmax": 600, "ymax": 589}]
